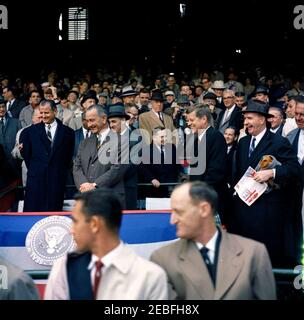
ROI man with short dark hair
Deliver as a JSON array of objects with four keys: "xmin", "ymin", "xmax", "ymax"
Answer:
[
  {"xmin": 151, "ymin": 181, "xmax": 276, "ymax": 300},
  {"xmin": 2, "ymin": 86, "xmax": 26, "ymax": 118},
  {"xmin": 268, "ymin": 107, "xmax": 285, "ymax": 135},
  {"xmin": 19, "ymin": 90, "xmax": 41, "ymax": 128},
  {"xmin": 20, "ymin": 99, "xmax": 75, "ymax": 211},
  {"xmin": 45, "ymin": 188, "xmax": 168, "ymax": 300}
]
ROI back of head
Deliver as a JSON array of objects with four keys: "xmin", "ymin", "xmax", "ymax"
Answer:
[{"xmin": 74, "ymin": 188, "xmax": 122, "ymax": 233}]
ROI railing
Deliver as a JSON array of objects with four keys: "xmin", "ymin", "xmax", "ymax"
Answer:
[{"xmin": 26, "ymin": 269, "xmax": 304, "ymax": 300}]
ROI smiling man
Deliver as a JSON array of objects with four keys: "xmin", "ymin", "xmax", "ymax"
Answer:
[
  {"xmin": 151, "ymin": 181, "xmax": 276, "ymax": 300},
  {"xmin": 73, "ymin": 104, "xmax": 127, "ymax": 208},
  {"xmin": 231, "ymin": 99, "xmax": 302, "ymax": 268},
  {"xmin": 20, "ymin": 99, "xmax": 75, "ymax": 211}
]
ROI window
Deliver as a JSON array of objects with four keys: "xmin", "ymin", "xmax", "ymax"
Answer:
[{"xmin": 68, "ymin": 7, "xmax": 89, "ymax": 41}]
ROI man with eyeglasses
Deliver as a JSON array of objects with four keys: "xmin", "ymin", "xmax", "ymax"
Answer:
[{"xmin": 215, "ymin": 90, "xmax": 243, "ymax": 134}]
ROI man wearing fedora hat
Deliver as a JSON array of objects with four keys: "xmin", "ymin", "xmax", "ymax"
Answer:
[
  {"xmin": 211, "ymin": 80, "xmax": 226, "ymax": 110},
  {"xmin": 230, "ymin": 99, "xmax": 302, "ymax": 268},
  {"xmin": 139, "ymin": 90, "xmax": 175, "ymax": 144},
  {"xmin": 108, "ymin": 103, "xmax": 139, "ymax": 210},
  {"xmin": 73, "ymin": 104, "xmax": 127, "ymax": 208},
  {"xmin": 120, "ymin": 87, "xmax": 137, "ymax": 105}
]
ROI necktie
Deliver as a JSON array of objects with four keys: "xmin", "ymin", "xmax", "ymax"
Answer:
[
  {"xmin": 85, "ymin": 130, "xmax": 89, "ymax": 139},
  {"xmin": 158, "ymin": 112, "xmax": 165, "ymax": 125},
  {"xmin": 96, "ymin": 134, "xmax": 101, "ymax": 149},
  {"xmin": 47, "ymin": 124, "xmax": 52, "ymax": 142},
  {"xmin": 0, "ymin": 118, "xmax": 4, "ymax": 135},
  {"xmin": 93, "ymin": 260, "xmax": 103, "ymax": 300},
  {"xmin": 221, "ymin": 109, "xmax": 230, "ymax": 125},
  {"xmin": 7, "ymin": 101, "xmax": 11, "ymax": 111},
  {"xmin": 160, "ymin": 144, "xmax": 165, "ymax": 164},
  {"xmin": 200, "ymin": 247, "xmax": 214, "ymax": 284},
  {"xmin": 248, "ymin": 137, "xmax": 256, "ymax": 157}
]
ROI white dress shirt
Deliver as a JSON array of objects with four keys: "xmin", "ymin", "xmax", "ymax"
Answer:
[
  {"xmin": 82, "ymin": 128, "xmax": 91, "ymax": 139},
  {"xmin": 196, "ymin": 229, "xmax": 219, "ymax": 264},
  {"xmin": 250, "ymin": 127, "xmax": 267, "ymax": 149},
  {"xmin": 198, "ymin": 125, "xmax": 211, "ymax": 142},
  {"xmin": 297, "ymin": 129, "xmax": 304, "ymax": 165},
  {"xmin": 97, "ymin": 127, "xmax": 110, "ymax": 145},
  {"xmin": 45, "ymin": 120, "xmax": 57, "ymax": 140}
]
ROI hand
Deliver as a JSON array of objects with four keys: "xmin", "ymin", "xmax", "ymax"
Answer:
[
  {"xmin": 151, "ymin": 179, "xmax": 160, "ymax": 188},
  {"xmin": 253, "ymin": 169, "xmax": 274, "ymax": 183},
  {"xmin": 79, "ymin": 182, "xmax": 96, "ymax": 193},
  {"xmin": 18, "ymin": 143, "xmax": 23, "ymax": 151}
]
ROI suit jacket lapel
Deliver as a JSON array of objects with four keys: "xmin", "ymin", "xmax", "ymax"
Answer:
[
  {"xmin": 50, "ymin": 120, "xmax": 64, "ymax": 157},
  {"xmin": 38, "ymin": 122, "xmax": 52, "ymax": 150},
  {"xmin": 215, "ymin": 230, "xmax": 244, "ymax": 299},
  {"xmin": 179, "ymin": 239, "xmax": 215, "ymax": 299},
  {"xmin": 150, "ymin": 111, "xmax": 164, "ymax": 127},
  {"xmin": 291, "ymin": 129, "xmax": 301, "ymax": 153},
  {"xmin": 248, "ymin": 130, "xmax": 273, "ymax": 167}
]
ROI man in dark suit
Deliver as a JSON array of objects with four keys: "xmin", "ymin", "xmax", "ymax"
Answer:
[
  {"xmin": 151, "ymin": 181, "xmax": 276, "ymax": 300},
  {"xmin": 215, "ymin": 89, "xmax": 243, "ymax": 134},
  {"xmin": 231, "ymin": 99, "xmax": 302, "ymax": 268},
  {"xmin": 73, "ymin": 105, "xmax": 127, "ymax": 208},
  {"xmin": 20, "ymin": 100, "xmax": 75, "ymax": 211},
  {"xmin": 0, "ymin": 98, "xmax": 21, "ymax": 177},
  {"xmin": 186, "ymin": 106, "xmax": 229, "ymax": 222},
  {"xmin": 268, "ymin": 106, "xmax": 285, "ymax": 136},
  {"xmin": 139, "ymin": 126, "xmax": 181, "ymax": 198},
  {"xmin": 2, "ymin": 86, "xmax": 26, "ymax": 119},
  {"xmin": 286, "ymin": 95, "xmax": 304, "ymax": 266},
  {"xmin": 73, "ymin": 112, "xmax": 91, "ymax": 158}
]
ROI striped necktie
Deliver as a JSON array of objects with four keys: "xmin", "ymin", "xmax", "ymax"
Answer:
[
  {"xmin": 248, "ymin": 137, "xmax": 256, "ymax": 157},
  {"xmin": 47, "ymin": 124, "xmax": 52, "ymax": 142}
]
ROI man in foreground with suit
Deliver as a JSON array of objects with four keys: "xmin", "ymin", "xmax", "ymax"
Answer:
[
  {"xmin": 151, "ymin": 181, "xmax": 276, "ymax": 300},
  {"xmin": 0, "ymin": 256, "xmax": 39, "ymax": 300},
  {"xmin": 45, "ymin": 188, "xmax": 167, "ymax": 300}
]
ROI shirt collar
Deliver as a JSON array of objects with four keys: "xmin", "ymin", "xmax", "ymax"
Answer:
[
  {"xmin": 45, "ymin": 119, "xmax": 57, "ymax": 128},
  {"xmin": 198, "ymin": 125, "xmax": 210, "ymax": 141},
  {"xmin": 97, "ymin": 127, "xmax": 110, "ymax": 144},
  {"xmin": 196, "ymin": 229, "xmax": 219, "ymax": 254},
  {"xmin": 87, "ymin": 241, "xmax": 124, "ymax": 271},
  {"xmin": 251, "ymin": 127, "xmax": 267, "ymax": 146}
]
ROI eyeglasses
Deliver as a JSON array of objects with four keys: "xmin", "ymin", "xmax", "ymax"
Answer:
[{"xmin": 223, "ymin": 96, "xmax": 234, "ymax": 100}]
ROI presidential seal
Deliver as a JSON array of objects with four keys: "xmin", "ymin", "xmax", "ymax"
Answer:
[{"xmin": 25, "ymin": 216, "xmax": 76, "ymax": 266}]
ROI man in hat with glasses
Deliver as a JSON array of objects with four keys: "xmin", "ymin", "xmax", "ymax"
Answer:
[{"xmin": 230, "ymin": 99, "xmax": 302, "ymax": 268}]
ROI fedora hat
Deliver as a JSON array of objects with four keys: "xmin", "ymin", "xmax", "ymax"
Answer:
[
  {"xmin": 211, "ymin": 80, "xmax": 226, "ymax": 90},
  {"xmin": 254, "ymin": 85, "xmax": 269, "ymax": 95},
  {"xmin": 150, "ymin": 90, "xmax": 164, "ymax": 102},
  {"xmin": 107, "ymin": 103, "xmax": 130, "ymax": 120},
  {"xmin": 242, "ymin": 99, "xmax": 274, "ymax": 118},
  {"xmin": 120, "ymin": 87, "xmax": 137, "ymax": 97},
  {"xmin": 203, "ymin": 92, "xmax": 217, "ymax": 100}
]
